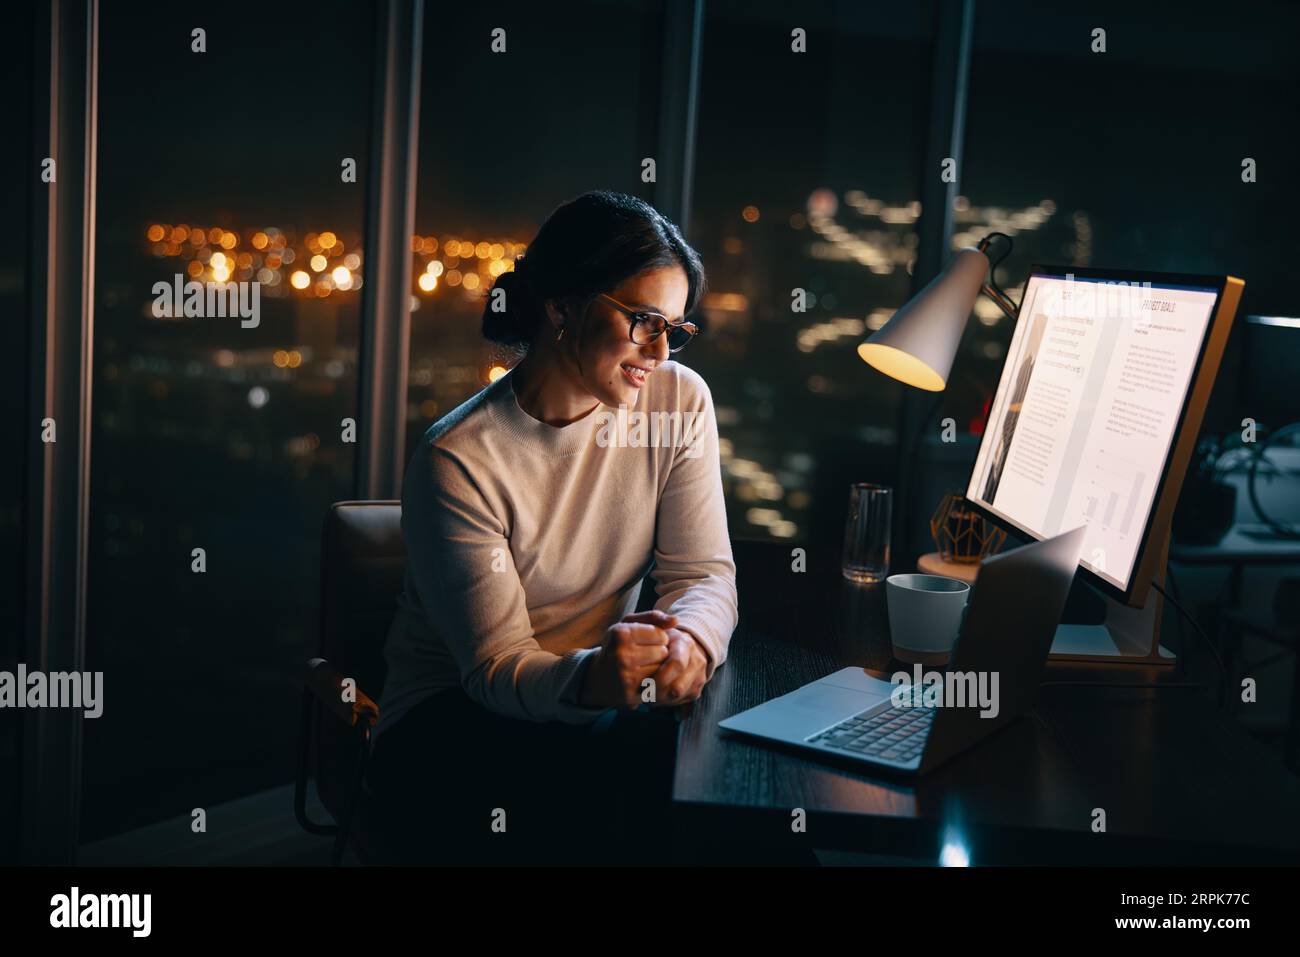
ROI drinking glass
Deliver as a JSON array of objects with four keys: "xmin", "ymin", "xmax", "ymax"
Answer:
[{"xmin": 842, "ymin": 483, "xmax": 892, "ymax": 584}]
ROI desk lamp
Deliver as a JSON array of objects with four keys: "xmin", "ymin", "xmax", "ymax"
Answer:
[
  {"xmin": 857, "ymin": 233, "xmax": 1018, "ymax": 389},
  {"xmin": 856, "ymin": 232, "xmax": 1017, "ymax": 597}
]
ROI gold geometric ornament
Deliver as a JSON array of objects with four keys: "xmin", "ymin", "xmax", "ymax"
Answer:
[{"xmin": 929, "ymin": 491, "xmax": 1006, "ymax": 564}]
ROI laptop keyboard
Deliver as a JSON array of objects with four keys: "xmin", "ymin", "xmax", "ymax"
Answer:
[{"xmin": 806, "ymin": 702, "xmax": 935, "ymax": 764}]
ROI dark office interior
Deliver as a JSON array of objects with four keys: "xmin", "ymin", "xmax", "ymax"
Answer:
[{"xmin": 4, "ymin": 0, "xmax": 1300, "ymax": 931}]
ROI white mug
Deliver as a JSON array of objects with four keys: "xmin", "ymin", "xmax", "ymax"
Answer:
[{"xmin": 886, "ymin": 573, "xmax": 971, "ymax": 664}]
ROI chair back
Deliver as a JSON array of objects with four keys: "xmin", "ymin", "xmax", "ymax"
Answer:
[{"xmin": 314, "ymin": 501, "xmax": 405, "ymax": 816}]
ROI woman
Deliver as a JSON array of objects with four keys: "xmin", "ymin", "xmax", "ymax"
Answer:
[{"xmin": 366, "ymin": 191, "xmax": 739, "ymax": 864}]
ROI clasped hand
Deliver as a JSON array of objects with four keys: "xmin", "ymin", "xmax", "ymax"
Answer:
[{"xmin": 578, "ymin": 609, "xmax": 709, "ymax": 710}]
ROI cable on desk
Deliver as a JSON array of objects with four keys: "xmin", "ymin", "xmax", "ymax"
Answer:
[
  {"xmin": 1029, "ymin": 682, "xmax": 1209, "ymax": 787},
  {"xmin": 1151, "ymin": 579, "xmax": 1227, "ymax": 684}
]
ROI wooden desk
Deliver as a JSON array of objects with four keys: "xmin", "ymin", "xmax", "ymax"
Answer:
[
  {"xmin": 669, "ymin": 540, "xmax": 1300, "ymax": 864},
  {"xmin": 1169, "ymin": 523, "xmax": 1300, "ymax": 566}
]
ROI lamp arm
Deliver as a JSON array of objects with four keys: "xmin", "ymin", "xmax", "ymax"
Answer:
[
  {"xmin": 975, "ymin": 231, "xmax": 1021, "ymax": 321},
  {"xmin": 980, "ymin": 281, "xmax": 1020, "ymax": 321}
]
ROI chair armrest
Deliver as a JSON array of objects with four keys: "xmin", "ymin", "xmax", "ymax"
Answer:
[{"xmin": 305, "ymin": 657, "xmax": 380, "ymax": 728}]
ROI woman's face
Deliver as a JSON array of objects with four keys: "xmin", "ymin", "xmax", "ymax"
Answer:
[{"xmin": 565, "ymin": 265, "xmax": 690, "ymax": 408}]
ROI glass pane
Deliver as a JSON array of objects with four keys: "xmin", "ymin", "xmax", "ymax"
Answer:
[
  {"xmin": 0, "ymin": 2, "xmax": 37, "ymax": 866},
  {"xmin": 952, "ymin": 0, "xmax": 1300, "ymax": 441},
  {"xmin": 84, "ymin": 3, "xmax": 373, "ymax": 842},
  {"xmin": 688, "ymin": 0, "xmax": 934, "ymax": 552},
  {"xmin": 406, "ymin": 0, "xmax": 663, "ymax": 453}
]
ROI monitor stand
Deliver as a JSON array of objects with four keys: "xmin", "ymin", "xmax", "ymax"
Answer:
[{"xmin": 1047, "ymin": 536, "xmax": 1175, "ymax": 665}]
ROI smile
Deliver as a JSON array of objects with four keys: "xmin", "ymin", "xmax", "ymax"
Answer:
[{"xmin": 620, "ymin": 363, "xmax": 652, "ymax": 386}]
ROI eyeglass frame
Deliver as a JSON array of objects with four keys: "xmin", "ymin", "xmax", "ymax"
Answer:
[{"xmin": 589, "ymin": 291, "xmax": 700, "ymax": 353}]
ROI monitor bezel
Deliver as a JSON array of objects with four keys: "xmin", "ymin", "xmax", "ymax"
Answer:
[{"xmin": 962, "ymin": 263, "xmax": 1233, "ymax": 606}]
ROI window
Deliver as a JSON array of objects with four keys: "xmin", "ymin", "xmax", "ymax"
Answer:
[
  {"xmin": 948, "ymin": 0, "xmax": 1300, "ymax": 441},
  {"xmin": 83, "ymin": 2, "xmax": 374, "ymax": 841},
  {"xmin": 1, "ymin": 2, "xmax": 37, "ymax": 865},
  {"xmin": 688, "ymin": 0, "xmax": 934, "ymax": 553},
  {"xmin": 405, "ymin": 1, "xmax": 665, "ymax": 455}
]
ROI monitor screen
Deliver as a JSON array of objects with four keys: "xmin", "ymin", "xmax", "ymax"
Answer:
[
  {"xmin": 1242, "ymin": 316, "xmax": 1300, "ymax": 421},
  {"xmin": 966, "ymin": 270, "xmax": 1222, "ymax": 595}
]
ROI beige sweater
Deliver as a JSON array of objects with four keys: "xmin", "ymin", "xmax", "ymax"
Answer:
[{"xmin": 376, "ymin": 359, "xmax": 739, "ymax": 738}]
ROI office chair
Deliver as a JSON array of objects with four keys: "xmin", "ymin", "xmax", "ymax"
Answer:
[
  {"xmin": 292, "ymin": 501, "xmax": 761, "ymax": 863},
  {"xmin": 294, "ymin": 501, "xmax": 405, "ymax": 865}
]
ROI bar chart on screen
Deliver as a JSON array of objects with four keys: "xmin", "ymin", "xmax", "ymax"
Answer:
[{"xmin": 1080, "ymin": 448, "xmax": 1147, "ymax": 538}]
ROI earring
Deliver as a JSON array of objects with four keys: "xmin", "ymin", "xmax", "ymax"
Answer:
[{"xmin": 554, "ymin": 325, "xmax": 565, "ymax": 342}]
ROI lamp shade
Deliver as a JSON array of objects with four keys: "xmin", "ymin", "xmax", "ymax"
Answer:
[{"xmin": 857, "ymin": 246, "xmax": 989, "ymax": 391}]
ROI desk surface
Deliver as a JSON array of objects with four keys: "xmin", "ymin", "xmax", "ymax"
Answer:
[
  {"xmin": 670, "ymin": 541, "xmax": 1300, "ymax": 864},
  {"xmin": 1169, "ymin": 523, "xmax": 1300, "ymax": 564}
]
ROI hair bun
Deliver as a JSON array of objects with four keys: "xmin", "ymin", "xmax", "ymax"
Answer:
[{"xmin": 481, "ymin": 266, "xmax": 535, "ymax": 350}]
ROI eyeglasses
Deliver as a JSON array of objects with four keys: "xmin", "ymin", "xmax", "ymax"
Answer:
[{"xmin": 595, "ymin": 292, "xmax": 699, "ymax": 353}]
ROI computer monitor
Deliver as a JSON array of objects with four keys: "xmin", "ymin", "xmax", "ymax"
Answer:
[
  {"xmin": 1241, "ymin": 315, "xmax": 1300, "ymax": 422},
  {"xmin": 965, "ymin": 266, "xmax": 1243, "ymax": 607}
]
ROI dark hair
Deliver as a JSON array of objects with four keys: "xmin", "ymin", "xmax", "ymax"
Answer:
[{"xmin": 481, "ymin": 190, "xmax": 706, "ymax": 352}]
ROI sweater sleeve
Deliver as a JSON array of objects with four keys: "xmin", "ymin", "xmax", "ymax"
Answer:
[
  {"xmin": 648, "ymin": 366, "xmax": 740, "ymax": 681},
  {"xmin": 401, "ymin": 441, "xmax": 613, "ymax": 724}
]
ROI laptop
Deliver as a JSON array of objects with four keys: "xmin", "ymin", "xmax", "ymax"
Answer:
[{"xmin": 718, "ymin": 526, "xmax": 1085, "ymax": 775}]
